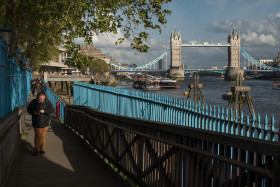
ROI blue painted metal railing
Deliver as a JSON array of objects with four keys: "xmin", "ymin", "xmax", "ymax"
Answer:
[
  {"xmin": 0, "ymin": 35, "xmax": 32, "ymax": 118},
  {"xmin": 241, "ymin": 47, "xmax": 278, "ymax": 70},
  {"xmin": 109, "ymin": 48, "xmax": 171, "ymax": 70},
  {"xmin": 46, "ymin": 86, "xmax": 65, "ymax": 121},
  {"xmin": 74, "ymin": 81, "xmax": 280, "ymax": 142}
]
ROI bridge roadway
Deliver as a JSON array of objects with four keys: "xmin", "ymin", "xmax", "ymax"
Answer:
[{"xmin": 6, "ymin": 94, "xmax": 127, "ymax": 187}]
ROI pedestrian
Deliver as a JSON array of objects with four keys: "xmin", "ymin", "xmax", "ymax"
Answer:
[
  {"xmin": 27, "ymin": 92, "xmax": 54, "ymax": 156},
  {"xmin": 31, "ymin": 80, "xmax": 36, "ymax": 96},
  {"xmin": 41, "ymin": 83, "xmax": 47, "ymax": 93},
  {"xmin": 35, "ymin": 81, "xmax": 41, "ymax": 95}
]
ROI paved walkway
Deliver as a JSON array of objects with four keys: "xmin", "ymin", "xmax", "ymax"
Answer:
[{"xmin": 7, "ymin": 94, "xmax": 127, "ymax": 187}]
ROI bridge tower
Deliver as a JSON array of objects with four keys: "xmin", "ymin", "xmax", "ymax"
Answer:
[
  {"xmin": 169, "ymin": 28, "xmax": 184, "ymax": 80},
  {"xmin": 226, "ymin": 26, "xmax": 244, "ymax": 80}
]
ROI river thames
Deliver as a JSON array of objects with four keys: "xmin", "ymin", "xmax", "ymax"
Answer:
[{"xmin": 117, "ymin": 77, "xmax": 280, "ymax": 123}]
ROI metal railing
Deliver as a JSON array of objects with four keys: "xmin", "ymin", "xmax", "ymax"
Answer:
[
  {"xmin": 65, "ymin": 105, "xmax": 280, "ymax": 187},
  {"xmin": 45, "ymin": 86, "xmax": 66, "ymax": 121},
  {"xmin": 0, "ymin": 37, "xmax": 32, "ymax": 118},
  {"xmin": 0, "ymin": 105, "xmax": 26, "ymax": 186},
  {"xmin": 73, "ymin": 82, "xmax": 280, "ymax": 142}
]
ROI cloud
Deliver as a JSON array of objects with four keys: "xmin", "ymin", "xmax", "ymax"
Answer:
[
  {"xmin": 75, "ymin": 12, "xmax": 280, "ymax": 69},
  {"xmin": 85, "ymin": 30, "xmax": 170, "ymax": 66},
  {"xmin": 74, "ymin": 28, "xmax": 170, "ymax": 66},
  {"xmin": 205, "ymin": 12, "xmax": 280, "ymax": 60},
  {"xmin": 75, "ymin": 28, "xmax": 130, "ymax": 48},
  {"xmin": 241, "ymin": 32, "xmax": 277, "ymax": 47}
]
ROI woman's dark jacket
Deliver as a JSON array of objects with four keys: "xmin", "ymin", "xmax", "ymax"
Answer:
[{"xmin": 27, "ymin": 98, "xmax": 54, "ymax": 128}]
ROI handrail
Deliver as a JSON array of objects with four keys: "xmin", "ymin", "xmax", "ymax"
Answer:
[
  {"xmin": 65, "ymin": 105, "xmax": 280, "ymax": 187},
  {"xmin": 68, "ymin": 108, "xmax": 274, "ymax": 177}
]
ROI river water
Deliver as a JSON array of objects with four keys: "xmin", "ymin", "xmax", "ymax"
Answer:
[{"xmin": 116, "ymin": 77, "xmax": 280, "ymax": 123}]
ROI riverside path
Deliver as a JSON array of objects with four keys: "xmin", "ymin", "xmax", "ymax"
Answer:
[{"xmin": 6, "ymin": 94, "xmax": 127, "ymax": 187}]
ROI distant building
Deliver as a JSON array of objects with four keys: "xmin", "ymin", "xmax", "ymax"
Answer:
[
  {"xmin": 259, "ymin": 59, "xmax": 273, "ymax": 64},
  {"xmin": 79, "ymin": 44, "xmax": 116, "ymax": 64},
  {"xmin": 211, "ymin": 66, "xmax": 218, "ymax": 70},
  {"xmin": 274, "ymin": 52, "xmax": 280, "ymax": 63},
  {"xmin": 120, "ymin": 64, "xmax": 129, "ymax": 68},
  {"xmin": 39, "ymin": 33, "xmax": 75, "ymax": 76},
  {"xmin": 158, "ymin": 59, "xmax": 163, "ymax": 69},
  {"xmin": 181, "ymin": 64, "xmax": 187, "ymax": 70}
]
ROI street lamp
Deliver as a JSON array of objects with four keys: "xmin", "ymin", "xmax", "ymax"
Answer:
[
  {"xmin": 0, "ymin": 27, "xmax": 12, "ymax": 46},
  {"xmin": 16, "ymin": 48, "xmax": 24, "ymax": 65},
  {"xmin": 0, "ymin": 27, "xmax": 13, "ymax": 56},
  {"xmin": 0, "ymin": 27, "xmax": 18, "ymax": 57},
  {"xmin": 20, "ymin": 56, "xmax": 28, "ymax": 70}
]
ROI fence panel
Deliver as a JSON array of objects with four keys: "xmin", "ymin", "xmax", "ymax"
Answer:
[{"xmin": 0, "ymin": 36, "xmax": 31, "ymax": 118}]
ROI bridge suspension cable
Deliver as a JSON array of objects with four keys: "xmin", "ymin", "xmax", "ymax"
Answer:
[
  {"xmin": 240, "ymin": 47, "xmax": 277, "ymax": 70},
  {"xmin": 109, "ymin": 48, "xmax": 171, "ymax": 70},
  {"xmin": 109, "ymin": 47, "xmax": 277, "ymax": 72}
]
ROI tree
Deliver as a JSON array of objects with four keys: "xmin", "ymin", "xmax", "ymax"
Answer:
[
  {"xmin": 0, "ymin": 0, "xmax": 172, "ymax": 69},
  {"xmin": 89, "ymin": 59, "xmax": 110, "ymax": 73}
]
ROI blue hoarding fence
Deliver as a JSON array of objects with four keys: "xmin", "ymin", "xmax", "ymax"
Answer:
[
  {"xmin": 45, "ymin": 86, "xmax": 65, "ymax": 121},
  {"xmin": 73, "ymin": 81, "xmax": 280, "ymax": 142},
  {"xmin": 0, "ymin": 34, "xmax": 32, "ymax": 118}
]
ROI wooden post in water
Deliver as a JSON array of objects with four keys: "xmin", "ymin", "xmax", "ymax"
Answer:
[
  {"xmin": 186, "ymin": 73, "xmax": 206, "ymax": 107},
  {"xmin": 228, "ymin": 74, "xmax": 255, "ymax": 120}
]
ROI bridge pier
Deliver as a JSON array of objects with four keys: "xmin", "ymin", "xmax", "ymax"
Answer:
[
  {"xmin": 62, "ymin": 81, "xmax": 67, "ymax": 93},
  {"xmin": 169, "ymin": 69, "xmax": 184, "ymax": 80},
  {"xmin": 50, "ymin": 81, "xmax": 55, "ymax": 90},
  {"xmin": 66, "ymin": 81, "xmax": 71, "ymax": 95},
  {"xmin": 225, "ymin": 69, "xmax": 244, "ymax": 81}
]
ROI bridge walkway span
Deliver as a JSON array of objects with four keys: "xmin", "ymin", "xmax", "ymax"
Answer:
[{"xmin": 6, "ymin": 94, "xmax": 128, "ymax": 187}]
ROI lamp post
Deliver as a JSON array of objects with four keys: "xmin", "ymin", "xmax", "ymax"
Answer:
[
  {"xmin": 0, "ymin": 27, "xmax": 13, "ymax": 57},
  {"xmin": 20, "ymin": 56, "xmax": 28, "ymax": 70},
  {"xmin": 0, "ymin": 27, "xmax": 13, "ymax": 46},
  {"xmin": 0, "ymin": 27, "xmax": 18, "ymax": 57},
  {"xmin": 16, "ymin": 48, "xmax": 24, "ymax": 66}
]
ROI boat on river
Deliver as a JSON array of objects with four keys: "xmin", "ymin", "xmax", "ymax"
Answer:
[
  {"xmin": 132, "ymin": 80, "xmax": 142, "ymax": 89},
  {"xmin": 141, "ymin": 79, "xmax": 161, "ymax": 91},
  {"xmin": 272, "ymin": 82, "xmax": 280, "ymax": 90},
  {"xmin": 159, "ymin": 78, "xmax": 178, "ymax": 89}
]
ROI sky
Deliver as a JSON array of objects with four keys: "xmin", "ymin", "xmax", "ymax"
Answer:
[{"xmin": 85, "ymin": 0, "xmax": 280, "ymax": 69}]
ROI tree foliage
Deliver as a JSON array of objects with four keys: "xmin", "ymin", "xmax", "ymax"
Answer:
[
  {"xmin": 68, "ymin": 53, "xmax": 93, "ymax": 70},
  {"xmin": 0, "ymin": 0, "xmax": 172, "ymax": 69},
  {"xmin": 89, "ymin": 58, "xmax": 110, "ymax": 73}
]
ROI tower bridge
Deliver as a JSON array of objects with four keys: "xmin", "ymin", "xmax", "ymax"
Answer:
[
  {"xmin": 169, "ymin": 26, "xmax": 242, "ymax": 80},
  {"xmin": 109, "ymin": 26, "xmax": 279, "ymax": 80},
  {"xmin": 181, "ymin": 43, "xmax": 231, "ymax": 47}
]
